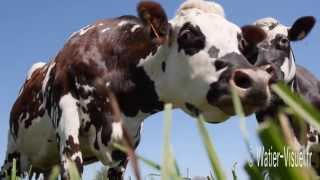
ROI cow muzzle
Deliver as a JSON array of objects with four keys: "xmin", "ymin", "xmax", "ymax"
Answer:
[{"xmin": 207, "ymin": 67, "xmax": 273, "ymax": 116}]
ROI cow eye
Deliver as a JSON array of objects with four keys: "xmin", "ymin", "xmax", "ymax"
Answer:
[
  {"xmin": 180, "ymin": 29, "xmax": 193, "ymax": 40},
  {"xmin": 214, "ymin": 60, "xmax": 228, "ymax": 71},
  {"xmin": 278, "ymin": 38, "xmax": 289, "ymax": 49},
  {"xmin": 177, "ymin": 22, "xmax": 206, "ymax": 56},
  {"xmin": 273, "ymin": 35, "xmax": 290, "ymax": 50}
]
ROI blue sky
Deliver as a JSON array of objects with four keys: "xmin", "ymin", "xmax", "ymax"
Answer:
[{"xmin": 0, "ymin": 0, "xmax": 319, "ymax": 179}]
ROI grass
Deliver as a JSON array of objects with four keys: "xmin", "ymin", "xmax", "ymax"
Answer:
[{"xmin": 4, "ymin": 82, "xmax": 320, "ymax": 179}]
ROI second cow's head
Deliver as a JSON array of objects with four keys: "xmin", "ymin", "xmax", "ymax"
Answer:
[
  {"xmin": 248, "ymin": 16, "xmax": 316, "ymax": 83},
  {"xmin": 137, "ymin": 0, "xmax": 274, "ymax": 122}
]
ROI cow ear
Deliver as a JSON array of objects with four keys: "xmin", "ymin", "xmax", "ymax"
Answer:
[
  {"xmin": 137, "ymin": 1, "xmax": 170, "ymax": 44},
  {"xmin": 239, "ymin": 26, "xmax": 267, "ymax": 64},
  {"xmin": 289, "ymin": 16, "xmax": 316, "ymax": 41},
  {"xmin": 241, "ymin": 25, "xmax": 267, "ymax": 45}
]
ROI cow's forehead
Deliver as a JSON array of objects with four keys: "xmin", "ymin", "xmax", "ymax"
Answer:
[
  {"xmin": 172, "ymin": 11, "xmax": 241, "ymax": 56},
  {"xmin": 266, "ymin": 25, "xmax": 289, "ymax": 42},
  {"xmin": 254, "ymin": 18, "xmax": 289, "ymax": 42}
]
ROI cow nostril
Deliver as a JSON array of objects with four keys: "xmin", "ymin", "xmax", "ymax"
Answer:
[
  {"xmin": 263, "ymin": 65, "xmax": 277, "ymax": 84},
  {"xmin": 233, "ymin": 71, "xmax": 252, "ymax": 89}
]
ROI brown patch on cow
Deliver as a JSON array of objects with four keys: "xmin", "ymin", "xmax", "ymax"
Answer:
[
  {"xmin": 10, "ymin": 65, "xmax": 47, "ymax": 136},
  {"xmin": 63, "ymin": 136, "xmax": 81, "ymax": 156}
]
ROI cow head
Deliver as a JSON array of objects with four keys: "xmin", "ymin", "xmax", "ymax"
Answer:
[
  {"xmin": 249, "ymin": 16, "xmax": 316, "ymax": 83},
  {"xmin": 138, "ymin": 0, "xmax": 273, "ymax": 123}
]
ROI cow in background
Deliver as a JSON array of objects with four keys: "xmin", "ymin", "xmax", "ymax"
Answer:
[{"xmin": 249, "ymin": 16, "xmax": 320, "ymax": 173}]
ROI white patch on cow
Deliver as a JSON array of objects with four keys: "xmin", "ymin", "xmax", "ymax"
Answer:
[
  {"xmin": 177, "ymin": 0, "xmax": 225, "ymax": 17},
  {"xmin": 18, "ymin": 113, "xmax": 32, "ymax": 126},
  {"xmin": 83, "ymin": 85, "xmax": 94, "ymax": 92},
  {"xmin": 96, "ymin": 129, "xmax": 113, "ymax": 164},
  {"xmin": 130, "ymin": 24, "xmax": 141, "ymax": 32},
  {"xmin": 71, "ymin": 151, "xmax": 83, "ymax": 162},
  {"xmin": 111, "ymin": 122, "xmax": 123, "ymax": 141},
  {"xmin": 281, "ymin": 52, "xmax": 296, "ymax": 82},
  {"xmin": 42, "ymin": 62, "xmax": 56, "ymax": 93},
  {"xmin": 118, "ymin": 21, "xmax": 129, "ymax": 27},
  {"xmin": 79, "ymin": 96, "xmax": 94, "ymax": 125},
  {"xmin": 67, "ymin": 24, "xmax": 95, "ymax": 41},
  {"xmin": 254, "ymin": 17, "xmax": 289, "ymax": 42},
  {"xmin": 79, "ymin": 25, "xmax": 95, "ymax": 36},
  {"xmin": 68, "ymin": 31, "xmax": 78, "ymax": 41},
  {"xmin": 58, "ymin": 93, "xmax": 80, "ymax": 144},
  {"xmin": 101, "ymin": 27, "xmax": 111, "ymax": 33},
  {"xmin": 106, "ymin": 82, "xmax": 111, "ymax": 87},
  {"xmin": 14, "ymin": 109, "xmax": 55, "ymax": 168},
  {"xmin": 122, "ymin": 112, "xmax": 149, "ymax": 145},
  {"xmin": 82, "ymin": 96, "xmax": 93, "ymax": 106},
  {"xmin": 27, "ymin": 62, "xmax": 46, "ymax": 80},
  {"xmin": 75, "ymin": 77, "xmax": 94, "ymax": 92}
]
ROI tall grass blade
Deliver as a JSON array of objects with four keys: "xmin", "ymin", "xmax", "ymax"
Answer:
[
  {"xmin": 161, "ymin": 104, "xmax": 180, "ymax": 179},
  {"xmin": 272, "ymin": 83, "xmax": 320, "ymax": 129},
  {"xmin": 231, "ymin": 87, "xmax": 254, "ymax": 161},
  {"xmin": 11, "ymin": 159, "xmax": 16, "ymax": 180},
  {"xmin": 68, "ymin": 162, "xmax": 81, "ymax": 180},
  {"xmin": 48, "ymin": 166, "xmax": 60, "ymax": 180},
  {"xmin": 231, "ymin": 163, "xmax": 237, "ymax": 180},
  {"xmin": 244, "ymin": 163, "xmax": 264, "ymax": 180},
  {"xmin": 197, "ymin": 115, "xmax": 226, "ymax": 180},
  {"xmin": 113, "ymin": 143, "xmax": 161, "ymax": 171},
  {"xmin": 258, "ymin": 122, "xmax": 309, "ymax": 180}
]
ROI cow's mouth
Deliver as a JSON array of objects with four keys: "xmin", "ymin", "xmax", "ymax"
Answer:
[{"xmin": 211, "ymin": 93, "xmax": 269, "ymax": 116}]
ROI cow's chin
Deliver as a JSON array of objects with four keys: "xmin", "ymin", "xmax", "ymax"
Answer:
[
  {"xmin": 218, "ymin": 104, "xmax": 259, "ymax": 116},
  {"xmin": 212, "ymin": 95, "xmax": 262, "ymax": 118}
]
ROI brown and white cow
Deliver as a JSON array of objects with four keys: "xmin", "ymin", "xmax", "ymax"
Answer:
[
  {"xmin": 1, "ymin": 0, "xmax": 273, "ymax": 179},
  {"xmin": 247, "ymin": 16, "xmax": 320, "ymax": 173}
]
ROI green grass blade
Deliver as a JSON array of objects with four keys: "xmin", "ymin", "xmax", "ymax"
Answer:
[
  {"xmin": 272, "ymin": 83, "xmax": 320, "ymax": 129},
  {"xmin": 161, "ymin": 104, "xmax": 180, "ymax": 179},
  {"xmin": 174, "ymin": 158, "xmax": 181, "ymax": 176},
  {"xmin": 244, "ymin": 163, "xmax": 264, "ymax": 180},
  {"xmin": 138, "ymin": 156, "xmax": 161, "ymax": 171},
  {"xmin": 48, "ymin": 166, "xmax": 60, "ymax": 180},
  {"xmin": 258, "ymin": 122, "xmax": 308, "ymax": 180},
  {"xmin": 231, "ymin": 87, "xmax": 254, "ymax": 161},
  {"xmin": 232, "ymin": 163, "xmax": 237, "ymax": 180},
  {"xmin": 197, "ymin": 115, "xmax": 226, "ymax": 180},
  {"xmin": 68, "ymin": 162, "xmax": 81, "ymax": 180},
  {"xmin": 113, "ymin": 143, "xmax": 161, "ymax": 171},
  {"xmin": 11, "ymin": 159, "xmax": 16, "ymax": 180}
]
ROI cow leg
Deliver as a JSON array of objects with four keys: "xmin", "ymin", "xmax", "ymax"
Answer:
[
  {"xmin": 107, "ymin": 168, "xmax": 124, "ymax": 180},
  {"xmin": 1, "ymin": 131, "xmax": 22, "ymax": 179},
  {"xmin": 56, "ymin": 93, "xmax": 83, "ymax": 180},
  {"xmin": 107, "ymin": 164, "xmax": 128, "ymax": 180},
  {"xmin": 107, "ymin": 153, "xmax": 128, "ymax": 180}
]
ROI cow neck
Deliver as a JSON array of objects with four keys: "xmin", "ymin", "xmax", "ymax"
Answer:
[{"xmin": 116, "ymin": 44, "xmax": 171, "ymax": 119}]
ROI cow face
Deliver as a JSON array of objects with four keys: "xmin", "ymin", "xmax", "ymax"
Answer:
[
  {"xmin": 250, "ymin": 16, "xmax": 316, "ymax": 83},
  {"xmin": 140, "ymin": 0, "xmax": 273, "ymax": 123}
]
